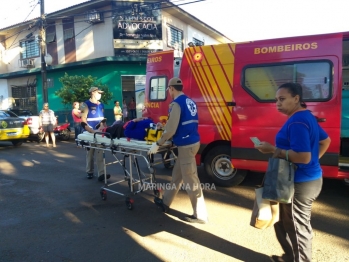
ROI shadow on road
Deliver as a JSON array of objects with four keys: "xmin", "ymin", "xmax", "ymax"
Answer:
[{"xmin": 1, "ymin": 141, "xmax": 348, "ymax": 261}]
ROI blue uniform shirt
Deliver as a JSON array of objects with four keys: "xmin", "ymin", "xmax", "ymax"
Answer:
[
  {"xmin": 275, "ymin": 110, "xmax": 328, "ymax": 182},
  {"xmin": 85, "ymin": 100, "xmax": 104, "ymax": 130},
  {"xmin": 172, "ymin": 94, "xmax": 200, "ymax": 146}
]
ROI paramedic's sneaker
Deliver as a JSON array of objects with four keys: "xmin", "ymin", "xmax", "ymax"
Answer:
[
  {"xmin": 184, "ymin": 215, "xmax": 207, "ymax": 224},
  {"xmin": 87, "ymin": 173, "xmax": 93, "ymax": 179},
  {"xmin": 154, "ymin": 197, "xmax": 169, "ymax": 213},
  {"xmin": 98, "ymin": 174, "xmax": 111, "ymax": 181}
]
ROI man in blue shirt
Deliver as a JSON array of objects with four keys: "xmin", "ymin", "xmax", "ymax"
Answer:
[
  {"xmin": 80, "ymin": 87, "xmax": 110, "ymax": 181},
  {"xmin": 149, "ymin": 77, "xmax": 208, "ymax": 224}
]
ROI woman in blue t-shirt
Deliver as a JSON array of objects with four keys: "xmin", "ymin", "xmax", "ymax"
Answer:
[{"xmin": 255, "ymin": 83, "xmax": 331, "ymax": 262}]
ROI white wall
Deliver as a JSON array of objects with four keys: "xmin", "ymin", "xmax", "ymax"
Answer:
[
  {"xmin": 0, "ymin": 43, "xmax": 6, "ymax": 74},
  {"xmin": 161, "ymin": 10, "xmax": 221, "ymax": 55},
  {"xmin": 0, "ymin": 7, "xmax": 224, "ymax": 75},
  {"xmin": 161, "ymin": 12, "xmax": 185, "ymax": 52},
  {"xmin": 75, "ymin": 8, "xmax": 114, "ymax": 61},
  {"xmin": 187, "ymin": 25, "xmax": 217, "ymax": 45},
  {"xmin": 0, "ymin": 29, "xmax": 41, "ymax": 73},
  {"xmin": 92, "ymin": 9, "xmax": 114, "ymax": 58},
  {"xmin": 56, "ymin": 19, "xmax": 66, "ymax": 65},
  {"xmin": 75, "ymin": 17, "xmax": 95, "ymax": 61},
  {"xmin": 0, "ymin": 79, "xmax": 11, "ymax": 109}
]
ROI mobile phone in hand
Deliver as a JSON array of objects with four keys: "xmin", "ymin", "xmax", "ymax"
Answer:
[{"xmin": 250, "ymin": 137, "xmax": 261, "ymax": 146}]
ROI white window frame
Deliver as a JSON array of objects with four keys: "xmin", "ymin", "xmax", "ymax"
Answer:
[
  {"xmin": 192, "ymin": 37, "xmax": 204, "ymax": 46},
  {"xmin": 19, "ymin": 36, "xmax": 40, "ymax": 59},
  {"xmin": 167, "ymin": 24, "xmax": 183, "ymax": 52},
  {"xmin": 46, "ymin": 33, "xmax": 56, "ymax": 43},
  {"xmin": 149, "ymin": 76, "xmax": 167, "ymax": 101},
  {"xmin": 63, "ymin": 28, "xmax": 74, "ymax": 40}
]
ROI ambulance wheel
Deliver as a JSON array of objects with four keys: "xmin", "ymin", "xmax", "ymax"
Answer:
[
  {"xmin": 204, "ymin": 146, "xmax": 247, "ymax": 187},
  {"xmin": 100, "ymin": 189, "xmax": 107, "ymax": 200},
  {"xmin": 125, "ymin": 197, "xmax": 134, "ymax": 210}
]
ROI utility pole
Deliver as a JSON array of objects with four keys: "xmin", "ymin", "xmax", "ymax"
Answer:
[{"xmin": 40, "ymin": 0, "xmax": 48, "ymax": 103}]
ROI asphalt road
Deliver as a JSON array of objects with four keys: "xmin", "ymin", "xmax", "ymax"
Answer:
[{"xmin": 0, "ymin": 140, "xmax": 348, "ymax": 262}]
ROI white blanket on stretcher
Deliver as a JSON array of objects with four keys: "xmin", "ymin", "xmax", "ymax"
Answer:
[{"xmin": 77, "ymin": 131, "xmax": 170, "ymax": 150}]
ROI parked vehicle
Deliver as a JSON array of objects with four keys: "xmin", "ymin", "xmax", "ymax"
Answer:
[
  {"xmin": 37, "ymin": 116, "xmax": 70, "ymax": 142},
  {"xmin": 143, "ymin": 32, "xmax": 349, "ymax": 187},
  {"xmin": 7, "ymin": 109, "xmax": 33, "ymax": 120},
  {"xmin": 0, "ymin": 110, "xmax": 30, "ymax": 146},
  {"xmin": 7, "ymin": 109, "xmax": 43, "ymax": 142},
  {"xmin": 53, "ymin": 122, "xmax": 71, "ymax": 141},
  {"xmin": 27, "ymin": 115, "xmax": 43, "ymax": 141}
]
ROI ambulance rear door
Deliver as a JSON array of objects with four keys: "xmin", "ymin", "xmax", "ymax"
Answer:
[{"xmin": 144, "ymin": 50, "xmax": 175, "ymax": 123}]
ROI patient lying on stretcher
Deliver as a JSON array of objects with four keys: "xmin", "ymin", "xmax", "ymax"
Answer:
[
  {"xmin": 81, "ymin": 119, "xmax": 124, "ymax": 139},
  {"xmin": 81, "ymin": 117, "xmax": 163, "ymax": 141}
]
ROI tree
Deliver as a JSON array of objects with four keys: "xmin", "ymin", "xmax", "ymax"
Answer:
[{"xmin": 55, "ymin": 73, "xmax": 113, "ymax": 106}]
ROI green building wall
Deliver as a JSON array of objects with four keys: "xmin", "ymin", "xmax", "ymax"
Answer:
[{"xmin": 36, "ymin": 62, "xmax": 145, "ymax": 126}]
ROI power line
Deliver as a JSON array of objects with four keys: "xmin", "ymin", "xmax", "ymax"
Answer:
[
  {"xmin": 0, "ymin": 3, "xmax": 23, "ymax": 26},
  {"xmin": 7, "ymin": 1, "xmax": 40, "ymax": 50},
  {"xmin": 1, "ymin": 0, "xmax": 207, "ymax": 50},
  {"xmin": 170, "ymin": 0, "xmax": 206, "ymax": 7},
  {"xmin": 1, "ymin": 26, "xmax": 34, "ymax": 45},
  {"xmin": 74, "ymin": 24, "xmax": 93, "ymax": 38},
  {"xmin": 23, "ymin": 1, "xmax": 40, "ymax": 22},
  {"xmin": 0, "ymin": 0, "xmax": 205, "ymax": 28},
  {"xmin": 47, "ymin": 0, "xmax": 206, "ymax": 20}
]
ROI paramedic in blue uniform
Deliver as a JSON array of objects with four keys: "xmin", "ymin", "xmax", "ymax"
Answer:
[
  {"xmin": 80, "ymin": 87, "xmax": 110, "ymax": 181},
  {"xmin": 149, "ymin": 77, "xmax": 208, "ymax": 224}
]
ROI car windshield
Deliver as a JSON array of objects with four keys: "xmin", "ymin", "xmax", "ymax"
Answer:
[
  {"xmin": 6, "ymin": 111, "xmax": 18, "ymax": 117},
  {"xmin": 0, "ymin": 111, "xmax": 11, "ymax": 118},
  {"xmin": 17, "ymin": 110, "xmax": 32, "ymax": 116},
  {"xmin": 7, "ymin": 109, "xmax": 33, "ymax": 116}
]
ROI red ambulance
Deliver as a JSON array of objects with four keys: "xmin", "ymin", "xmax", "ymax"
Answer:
[{"xmin": 143, "ymin": 33, "xmax": 349, "ymax": 187}]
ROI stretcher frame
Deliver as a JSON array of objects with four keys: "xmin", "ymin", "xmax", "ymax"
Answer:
[{"xmin": 77, "ymin": 131, "xmax": 176, "ymax": 210}]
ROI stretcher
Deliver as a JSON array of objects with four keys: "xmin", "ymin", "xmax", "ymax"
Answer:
[{"xmin": 76, "ymin": 131, "xmax": 176, "ymax": 210}]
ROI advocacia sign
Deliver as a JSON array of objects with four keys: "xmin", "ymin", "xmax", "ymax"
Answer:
[{"xmin": 112, "ymin": 1, "xmax": 163, "ymax": 60}]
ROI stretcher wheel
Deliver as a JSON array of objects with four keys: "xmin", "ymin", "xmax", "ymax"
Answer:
[
  {"xmin": 153, "ymin": 189, "xmax": 160, "ymax": 197},
  {"xmin": 100, "ymin": 188, "xmax": 107, "ymax": 200},
  {"xmin": 125, "ymin": 197, "xmax": 134, "ymax": 210}
]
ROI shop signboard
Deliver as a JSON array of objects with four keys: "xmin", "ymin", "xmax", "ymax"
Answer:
[{"xmin": 112, "ymin": 1, "xmax": 163, "ymax": 60}]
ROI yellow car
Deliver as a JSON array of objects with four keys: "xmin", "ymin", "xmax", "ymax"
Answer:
[{"xmin": 0, "ymin": 110, "xmax": 30, "ymax": 146}]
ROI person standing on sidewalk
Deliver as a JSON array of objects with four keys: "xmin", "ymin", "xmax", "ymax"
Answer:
[
  {"xmin": 128, "ymin": 97, "xmax": 136, "ymax": 120},
  {"xmin": 149, "ymin": 77, "xmax": 208, "ymax": 224},
  {"xmin": 122, "ymin": 99, "xmax": 128, "ymax": 122},
  {"xmin": 113, "ymin": 100, "xmax": 122, "ymax": 122},
  {"xmin": 80, "ymin": 87, "xmax": 110, "ymax": 181},
  {"xmin": 72, "ymin": 102, "xmax": 82, "ymax": 146},
  {"xmin": 39, "ymin": 103, "xmax": 56, "ymax": 148}
]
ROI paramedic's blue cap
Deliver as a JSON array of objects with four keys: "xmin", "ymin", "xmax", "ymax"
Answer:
[
  {"xmin": 89, "ymin": 87, "xmax": 104, "ymax": 93},
  {"xmin": 168, "ymin": 77, "xmax": 182, "ymax": 86}
]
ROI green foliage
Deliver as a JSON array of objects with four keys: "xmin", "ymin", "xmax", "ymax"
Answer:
[{"xmin": 55, "ymin": 73, "xmax": 113, "ymax": 107}]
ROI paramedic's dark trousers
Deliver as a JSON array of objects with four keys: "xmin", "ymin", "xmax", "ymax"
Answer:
[{"xmin": 274, "ymin": 178, "xmax": 322, "ymax": 262}]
